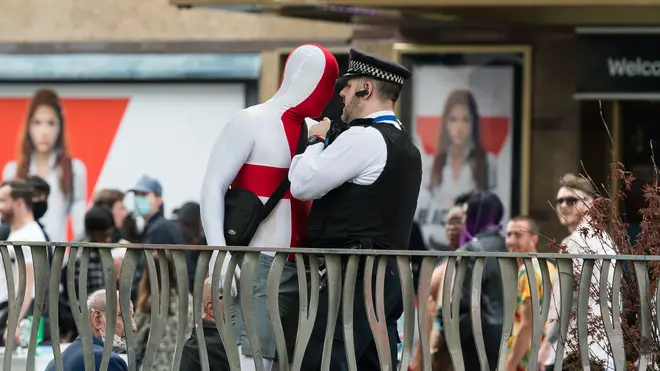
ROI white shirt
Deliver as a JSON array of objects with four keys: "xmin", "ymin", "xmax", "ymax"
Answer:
[
  {"xmin": 3, "ymin": 154, "xmax": 87, "ymax": 242},
  {"xmin": 550, "ymin": 221, "xmax": 617, "ymax": 368},
  {"xmin": 0, "ymin": 221, "xmax": 47, "ymax": 303},
  {"xmin": 288, "ymin": 110, "xmax": 400, "ymax": 201}
]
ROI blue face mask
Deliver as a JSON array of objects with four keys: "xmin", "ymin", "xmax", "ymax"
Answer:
[{"xmin": 134, "ymin": 196, "xmax": 152, "ymax": 217}]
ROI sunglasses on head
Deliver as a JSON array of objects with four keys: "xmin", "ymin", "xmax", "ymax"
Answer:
[{"xmin": 556, "ymin": 196, "xmax": 580, "ymax": 206}]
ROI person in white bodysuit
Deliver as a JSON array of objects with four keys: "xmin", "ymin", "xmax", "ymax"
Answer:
[{"xmin": 200, "ymin": 44, "xmax": 339, "ymax": 371}]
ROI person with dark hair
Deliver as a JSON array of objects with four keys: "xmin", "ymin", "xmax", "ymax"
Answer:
[
  {"xmin": 411, "ymin": 193, "xmax": 467, "ymax": 370},
  {"xmin": 92, "ymin": 188, "xmax": 132, "ymax": 243},
  {"xmin": 127, "ymin": 175, "xmax": 184, "ymax": 302},
  {"xmin": 453, "ymin": 191, "xmax": 472, "ymax": 208},
  {"xmin": 59, "ymin": 204, "xmax": 117, "ymax": 342},
  {"xmin": 174, "ymin": 202, "xmax": 207, "ymax": 294},
  {"xmin": 134, "ymin": 251, "xmax": 194, "ymax": 370},
  {"xmin": 0, "ymin": 175, "xmax": 51, "ymax": 241},
  {"xmin": 415, "ymin": 90, "xmax": 498, "ymax": 253},
  {"xmin": 2, "ymin": 88, "xmax": 88, "ymax": 242},
  {"xmin": 410, "ymin": 193, "xmax": 469, "ymax": 294},
  {"xmin": 505, "ymin": 216, "xmax": 557, "ymax": 371},
  {"xmin": 26, "ymin": 175, "xmax": 51, "ymax": 221},
  {"xmin": 84, "ymin": 205, "xmax": 116, "ymax": 242},
  {"xmin": 411, "ymin": 191, "xmax": 506, "ymax": 371},
  {"xmin": 0, "ymin": 179, "xmax": 47, "ymax": 344}
]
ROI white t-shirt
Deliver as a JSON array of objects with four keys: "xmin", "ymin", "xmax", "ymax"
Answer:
[{"xmin": 0, "ymin": 221, "xmax": 48, "ymax": 303}]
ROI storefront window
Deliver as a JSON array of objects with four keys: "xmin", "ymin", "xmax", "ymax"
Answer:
[{"xmin": 620, "ymin": 101, "xmax": 660, "ymax": 235}]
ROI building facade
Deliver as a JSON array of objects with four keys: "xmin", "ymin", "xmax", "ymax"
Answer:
[
  {"xmin": 5, "ymin": 0, "xmax": 657, "ymax": 243},
  {"xmin": 246, "ymin": 1, "xmax": 660, "ymax": 244}
]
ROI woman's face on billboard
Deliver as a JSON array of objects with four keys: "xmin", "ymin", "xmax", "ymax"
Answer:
[
  {"xmin": 446, "ymin": 103, "xmax": 471, "ymax": 148},
  {"xmin": 29, "ymin": 105, "xmax": 60, "ymax": 154}
]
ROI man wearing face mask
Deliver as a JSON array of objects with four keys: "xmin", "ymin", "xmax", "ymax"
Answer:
[
  {"xmin": 0, "ymin": 175, "xmax": 50, "ymax": 241},
  {"xmin": 45, "ymin": 289, "xmax": 135, "ymax": 371},
  {"xmin": 127, "ymin": 175, "xmax": 184, "ymax": 301},
  {"xmin": 290, "ymin": 49, "xmax": 422, "ymax": 370}
]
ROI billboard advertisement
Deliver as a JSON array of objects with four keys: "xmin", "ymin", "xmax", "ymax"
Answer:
[
  {"xmin": 398, "ymin": 46, "xmax": 530, "ymax": 249},
  {"xmin": 0, "ymin": 83, "xmax": 246, "ymax": 241}
]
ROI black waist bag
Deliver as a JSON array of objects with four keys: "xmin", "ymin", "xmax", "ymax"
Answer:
[{"xmin": 224, "ymin": 122, "xmax": 308, "ymax": 246}]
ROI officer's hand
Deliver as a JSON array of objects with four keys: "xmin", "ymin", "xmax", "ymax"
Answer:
[{"xmin": 310, "ymin": 117, "xmax": 331, "ymax": 138}]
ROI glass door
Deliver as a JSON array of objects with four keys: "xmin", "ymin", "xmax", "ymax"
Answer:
[{"xmin": 619, "ymin": 101, "xmax": 660, "ymax": 240}]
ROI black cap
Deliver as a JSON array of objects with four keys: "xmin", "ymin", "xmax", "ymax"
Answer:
[{"xmin": 338, "ymin": 48, "xmax": 412, "ymax": 88}]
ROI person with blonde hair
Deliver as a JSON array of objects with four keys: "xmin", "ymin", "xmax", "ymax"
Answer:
[{"xmin": 548, "ymin": 173, "xmax": 616, "ymax": 369}]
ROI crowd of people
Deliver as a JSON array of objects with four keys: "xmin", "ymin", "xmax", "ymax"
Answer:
[
  {"xmin": 408, "ymin": 173, "xmax": 616, "ymax": 371},
  {"xmin": 0, "ymin": 173, "xmax": 207, "ymax": 370},
  {"xmin": 0, "ymin": 42, "xmax": 621, "ymax": 371}
]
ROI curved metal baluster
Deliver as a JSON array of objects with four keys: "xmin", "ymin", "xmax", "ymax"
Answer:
[
  {"xmin": 0, "ymin": 245, "xmax": 22, "ymax": 370},
  {"xmin": 193, "ymin": 250, "xmax": 212, "ymax": 371},
  {"xmin": 320, "ymin": 254, "xmax": 342, "ymax": 371},
  {"xmin": 440, "ymin": 257, "xmax": 457, "ymax": 368},
  {"xmin": 152, "ymin": 251, "xmax": 172, "ymax": 366},
  {"xmin": 26, "ymin": 246, "xmax": 48, "ymax": 371},
  {"xmin": 99, "ymin": 249, "xmax": 118, "ymax": 371},
  {"xmin": 577, "ymin": 259, "xmax": 595, "ymax": 371},
  {"xmin": 225, "ymin": 252, "xmax": 244, "ymax": 370},
  {"xmin": 291, "ymin": 253, "xmax": 319, "ymax": 371},
  {"xmin": 634, "ymin": 261, "xmax": 652, "ymax": 370},
  {"xmin": 553, "ymin": 258, "xmax": 575, "ymax": 367},
  {"xmin": 441, "ymin": 256, "xmax": 468, "ymax": 370},
  {"xmin": 212, "ymin": 251, "xmax": 241, "ymax": 371},
  {"xmin": 171, "ymin": 250, "xmax": 190, "ymax": 371},
  {"xmin": 364, "ymin": 256, "xmax": 391, "ymax": 370},
  {"xmin": 67, "ymin": 247, "xmax": 94, "ymax": 371},
  {"xmin": 119, "ymin": 248, "xmax": 141, "ymax": 371},
  {"xmin": 341, "ymin": 255, "xmax": 360, "ymax": 371},
  {"xmin": 521, "ymin": 258, "xmax": 541, "ymax": 371},
  {"xmin": 469, "ymin": 257, "xmax": 488, "ymax": 371},
  {"xmin": 495, "ymin": 257, "xmax": 518, "ymax": 371},
  {"xmin": 396, "ymin": 255, "xmax": 415, "ymax": 371},
  {"xmin": 266, "ymin": 252, "xmax": 288, "ymax": 370},
  {"xmin": 657, "ymin": 274, "xmax": 660, "ymax": 358},
  {"xmin": 240, "ymin": 251, "xmax": 265, "ymax": 371},
  {"xmin": 235, "ymin": 251, "xmax": 262, "ymax": 369},
  {"xmin": 48, "ymin": 246, "xmax": 67, "ymax": 371},
  {"xmin": 599, "ymin": 260, "xmax": 624, "ymax": 370},
  {"xmin": 141, "ymin": 250, "xmax": 167, "ymax": 370},
  {"xmin": 415, "ymin": 256, "xmax": 436, "ymax": 371},
  {"xmin": 528, "ymin": 257, "xmax": 552, "ymax": 371}
]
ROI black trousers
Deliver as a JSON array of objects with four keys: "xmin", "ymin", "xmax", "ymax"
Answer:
[{"xmin": 301, "ymin": 257, "xmax": 403, "ymax": 371}]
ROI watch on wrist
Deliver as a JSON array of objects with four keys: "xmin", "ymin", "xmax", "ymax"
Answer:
[{"xmin": 307, "ymin": 134, "xmax": 326, "ymax": 146}]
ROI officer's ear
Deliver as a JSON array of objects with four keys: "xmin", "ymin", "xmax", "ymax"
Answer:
[{"xmin": 363, "ymin": 80, "xmax": 374, "ymax": 99}]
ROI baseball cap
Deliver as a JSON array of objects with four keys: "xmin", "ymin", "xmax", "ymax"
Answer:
[{"xmin": 128, "ymin": 175, "xmax": 162, "ymax": 197}]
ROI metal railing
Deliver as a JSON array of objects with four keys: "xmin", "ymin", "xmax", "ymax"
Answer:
[{"xmin": 1, "ymin": 241, "xmax": 659, "ymax": 371}]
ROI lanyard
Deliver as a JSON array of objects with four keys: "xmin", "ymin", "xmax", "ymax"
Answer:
[{"xmin": 372, "ymin": 115, "xmax": 398, "ymax": 123}]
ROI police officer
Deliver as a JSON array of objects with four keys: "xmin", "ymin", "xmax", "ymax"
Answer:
[{"xmin": 289, "ymin": 48, "xmax": 422, "ymax": 370}]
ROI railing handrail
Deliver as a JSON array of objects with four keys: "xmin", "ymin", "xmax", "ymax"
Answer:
[{"xmin": 1, "ymin": 240, "xmax": 657, "ymax": 260}]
